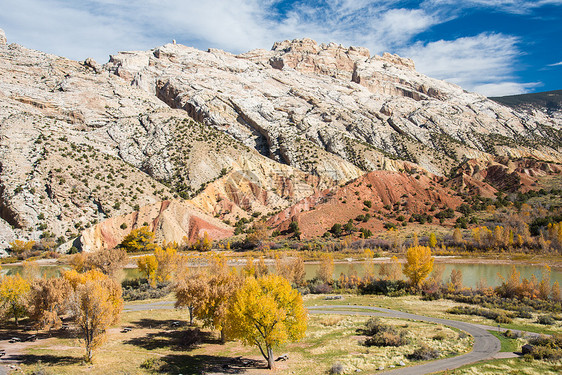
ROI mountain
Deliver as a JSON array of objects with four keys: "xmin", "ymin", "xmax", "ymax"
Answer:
[
  {"xmin": 490, "ymin": 90, "xmax": 562, "ymax": 122},
  {"xmin": 0, "ymin": 29, "xmax": 560, "ymax": 253}
]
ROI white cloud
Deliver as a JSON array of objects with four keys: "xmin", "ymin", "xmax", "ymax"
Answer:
[
  {"xmin": 423, "ymin": 0, "xmax": 562, "ymax": 14},
  {"xmin": 0, "ymin": 0, "xmax": 555, "ymax": 95},
  {"xmin": 400, "ymin": 33, "xmax": 535, "ymax": 95},
  {"xmin": 473, "ymin": 82, "xmax": 541, "ymax": 97},
  {"xmin": 548, "ymin": 61, "xmax": 562, "ymax": 66}
]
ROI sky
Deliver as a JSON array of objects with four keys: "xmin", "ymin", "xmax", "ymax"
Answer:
[{"xmin": 1, "ymin": 0, "xmax": 561, "ymax": 97}]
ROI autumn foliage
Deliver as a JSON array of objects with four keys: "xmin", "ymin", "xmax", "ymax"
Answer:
[
  {"xmin": 403, "ymin": 246, "xmax": 434, "ymax": 289},
  {"xmin": 226, "ymin": 274, "xmax": 308, "ymax": 369}
]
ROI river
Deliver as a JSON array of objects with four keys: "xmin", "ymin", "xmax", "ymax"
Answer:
[{"xmin": 1, "ymin": 259, "xmax": 560, "ymax": 288}]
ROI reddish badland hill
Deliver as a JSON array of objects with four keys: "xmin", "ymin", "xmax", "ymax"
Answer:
[
  {"xmin": 268, "ymin": 170, "xmax": 464, "ymax": 239},
  {"xmin": 450, "ymin": 157, "xmax": 562, "ymax": 195}
]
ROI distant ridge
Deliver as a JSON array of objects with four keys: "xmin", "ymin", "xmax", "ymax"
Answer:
[{"xmin": 490, "ymin": 90, "xmax": 562, "ymax": 111}]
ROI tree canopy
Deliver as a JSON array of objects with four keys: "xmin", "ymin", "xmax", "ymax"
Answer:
[{"xmin": 226, "ymin": 274, "xmax": 307, "ymax": 369}]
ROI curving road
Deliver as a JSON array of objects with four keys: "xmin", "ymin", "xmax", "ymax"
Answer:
[{"xmin": 308, "ymin": 305, "xmax": 501, "ymax": 375}]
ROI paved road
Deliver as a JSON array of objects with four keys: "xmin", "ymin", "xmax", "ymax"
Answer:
[
  {"xmin": 308, "ymin": 305, "xmax": 500, "ymax": 375},
  {"xmin": 127, "ymin": 301, "xmax": 501, "ymax": 374}
]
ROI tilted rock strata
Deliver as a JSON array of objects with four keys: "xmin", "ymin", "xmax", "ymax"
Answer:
[
  {"xmin": 79, "ymin": 200, "xmax": 233, "ymax": 252},
  {"xmin": 107, "ymin": 38, "xmax": 561, "ymax": 179},
  {"xmin": 267, "ymin": 170, "xmax": 464, "ymax": 239}
]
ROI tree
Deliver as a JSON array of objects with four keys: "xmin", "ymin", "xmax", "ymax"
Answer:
[
  {"xmin": 119, "ymin": 226, "xmax": 156, "ymax": 253},
  {"xmin": 453, "ymin": 228, "xmax": 463, "ymax": 244},
  {"xmin": 137, "ymin": 255, "xmax": 159, "ymax": 286},
  {"xmin": 64, "ymin": 270, "xmax": 123, "ymax": 362},
  {"xmin": 176, "ymin": 256, "xmax": 241, "ymax": 342},
  {"xmin": 363, "ymin": 249, "xmax": 375, "ymax": 279},
  {"xmin": 379, "ymin": 256, "xmax": 401, "ymax": 281},
  {"xmin": 330, "ymin": 223, "xmax": 342, "ymax": 237},
  {"xmin": 175, "ymin": 270, "xmax": 210, "ymax": 325},
  {"xmin": 246, "ymin": 222, "xmax": 269, "ymax": 246},
  {"xmin": 0, "ymin": 274, "xmax": 30, "ymax": 326},
  {"xmin": 9, "ymin": 240, "xmax": 35, "ymax": 256},
  {"xmin": 21, "ymin": 260, "xmax": 41, "ymax": 281},
  {"xmin": 447, "ymin": 269, "xmax": 463, "ymax": 292},
  {"xmin": 154, "ymin": 243, "xmax": 180, "ymax": 283},
  {"xmin": 28, "ymin": 277, "xmax": 71, "ymax": 330},
  {"xmin": 226, "ymin": 275, "xmax": 307, "ymax": 369},
  {"xmin": 317, "ymin": 253, "xmax": 334, "ymax": 284},
  {"xmin": 429, "ymin": 233, "xmax": 437, "ymax": 248},
  {"xmin": 191, "ymin": 232, "xmax": 213, "ymax": 251},
  {"xmin": 292, "ymin": 256, "xmax": 306, "ymax": 287},
  {"xmin": 403, "ymin": 246, "xmax": 434, "ymax": 289},
  {"xmin": 86, "ymin": 247, "xmax": 127, "ymax": 279}
]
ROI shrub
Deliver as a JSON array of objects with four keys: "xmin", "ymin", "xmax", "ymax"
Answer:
[
  {"xmin": 408, "ymin": 345, "xmax": 440, "ymax": 361},
  {"xmin": 362, "ymin": 318, "xmax": 407, "ymax": 347},
  {"xmin": 536, "ymin": 315, "xmax": 555, "ymax": 325},
  {"xmin": 433, "ymin": 332, "xmax": 447, "ymax": 341},
  {"xmin": 330, "ymin": 362, "xmax": 346, "ymax": 375},
  {"xmin": 495, "ymin": 313, "xmax": 513, "ymax": 324},
  {"xmin": 365, "ymin": 331, "xmax": 407, "ymax": 347}
]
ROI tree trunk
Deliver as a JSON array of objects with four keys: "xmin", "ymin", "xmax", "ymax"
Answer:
[
  {"xmin": 86, "ymin": 346, "xmax": 93, "ymax": 363},
  {"xmin": 220, "ymin": 329, "xmax": 226, "ymax": 344},
  {"xmin": 189, "ymin": 306, "xmax": 194, "ymax": 325},
  {"xmin": 267, "ymin": 346, "xmax": 274, "ymax": 369}
]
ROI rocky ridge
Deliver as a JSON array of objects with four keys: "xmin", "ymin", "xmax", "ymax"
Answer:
[
  {"xmin": 107, "ymin": 38, "xmax": 561, "ymax": 178},
  {"xmin": 0, "ymin": 29, "xmax": 561, "ymax": 253},
  {"xmin": 0, "ymin": 30, "xmax": 340, "ymax": 251}
]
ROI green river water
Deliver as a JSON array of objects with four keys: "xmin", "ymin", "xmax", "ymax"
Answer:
[{"xmin": 1, "ymin": 261, "xmax": 560, "ymax": 288}]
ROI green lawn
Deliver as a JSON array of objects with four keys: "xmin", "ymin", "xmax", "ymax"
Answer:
[{"xmin": 487, "ymin": 331, "xmax": 522, "ymax": 352}]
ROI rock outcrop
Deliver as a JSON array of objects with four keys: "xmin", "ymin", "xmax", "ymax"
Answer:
[
  {"xmin": 107, "ymin": 38, "xmax": 562, "ymax": 179},
  {"xmin": 0, "ymin": 29, "xmax": 6, "ymax": 46},
  {"xmin": 0, "ymin": 35, "xmax": 561, "ymax": 254},
  {"xmin": 267, "ymin": 170, "xmax": 464, "ymax": 239},
  {"xmin": 80, "ymin": 200, "xmax": 233, "ymax": 252}
]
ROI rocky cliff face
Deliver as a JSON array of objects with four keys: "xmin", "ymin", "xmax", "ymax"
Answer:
[
  {"xmin": 0, "ymin": 30, "xmax": 560, "ymax": 253},
  {"xmin": 107, "ymin": 38, "xmax": 561, "ymax": 178},
  {"xmin": 79, "ymin": 200, "xmax": 233, "ymax": 252}
]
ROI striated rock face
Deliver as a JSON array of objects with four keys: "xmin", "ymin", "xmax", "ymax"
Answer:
[
  {"xmin": 0, "ymin": 35, "xmax": 561, "ymax": 253},
  {"xmin": 267, "ymin": 170, "xmax": 464, "ymax": 238},
  {"xmin": 79, "ymin": 200, "xmax": 233, "ymax": 252},
  {"xmin": 107, "ymin": 38, "xmax": 562, "ymax": 179},
  {"xmin": 453, "ymin": 157, "xmax": 562, "ymax": 193}
]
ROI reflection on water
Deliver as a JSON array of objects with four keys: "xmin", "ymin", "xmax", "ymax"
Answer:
[{"xmin": 2, "ymin": 261, "xmax": 560, "ymax": 289}]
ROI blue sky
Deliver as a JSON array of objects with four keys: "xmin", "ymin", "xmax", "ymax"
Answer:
[{"xmin": 1, "ymin": 0, "xmax": 561, "ymax": 96}]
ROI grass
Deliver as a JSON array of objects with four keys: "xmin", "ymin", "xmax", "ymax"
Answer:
[
  {"xmin": 304, "ymin": 294, "xmax": 562, "ymax": 336},
  {"xmin": 13, "ymin": 303, "xmax": 472, "ymax": 375},
  {"xmin": 433, "ymin": 357, "xmax": 562, "ymax": 375},
  {"xmin": 487, "ymin": 330, "xmax": 522, "ymax": 352}
]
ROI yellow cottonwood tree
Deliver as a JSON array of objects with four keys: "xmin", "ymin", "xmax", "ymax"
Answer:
[
  {"xmin": 317, "ymin": 253, "xmax": 334, "ymax": 283},
  {"xmin": 137, "ymin": 255, "xmax": 158, "ymax": 286},
  {"xmin": 64, "ymin": 269, "xmax": 123, "ymax": 362},
  {"xmin": 119, "ymin": 226, "xmax": 156, "ymax": 253},
  {"xmin": 9, "ymin": 240, "xmax": 35, "ymax": 255},
  {"xmin": 0, "ymin": 273, "xmax": 30, "ymax": 326},
  {"xmin": 403, "ymin": 246, "xmax": 434, "ymax": 289},
  {"xmin": 29, "ymin": 277, "xmax": 71, "ymax": 330},
  {"xmin": 429, "ymin": 233, "xmax": 437, "ymax": 248},
  {"xmin": 226, "ymin": 274, "xmax": 307, "ymax": 369}
]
